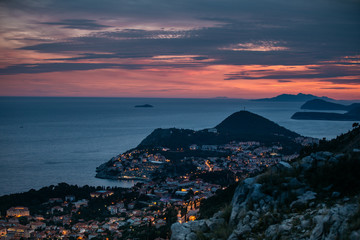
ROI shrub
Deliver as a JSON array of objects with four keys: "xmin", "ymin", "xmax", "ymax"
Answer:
[
  {"xmin": 212, "ymin": 222, "xmax": 234, "ymax": 240},
  {"xmin": 221, "ymin": 204, "xmax": 232, "ymax": 223}
]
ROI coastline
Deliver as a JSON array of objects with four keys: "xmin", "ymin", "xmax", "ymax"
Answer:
[
  {"xmin": 1, "ymin": 97, "xmax": 356, "ymax": 195},
  {"xmin": 95, "ymin": 173, "xmax": 149, "ymax": 182}
]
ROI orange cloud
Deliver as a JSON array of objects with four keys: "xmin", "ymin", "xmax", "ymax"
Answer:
[{"xmin": 1, "ymin": 64, "xmax": 359, "ymax": 99}]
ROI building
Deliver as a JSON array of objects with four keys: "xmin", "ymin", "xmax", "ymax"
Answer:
[
  {"xmin": 65, "ymin": 195, "xmax": 76, "ymax": 202},
  {"xmin": 207, "ymin": 128, "xmax": 218, "ymax": 133},
  {"xmin": 6, "ymin": 225, "xmax": 30, "ymax": 238},
  {"xmin": 0, "ymin": 227, "xmax": 6, "ymax": 237},
  {"xmin": 74, "ymin": 199, "xmax": 89, "ymax": 209},
  {"xmin": 127, "ymin": 203, "xmax": 135, "ymax": 210},
  {"xmin": 6, "ymin": 207, "xmax": 30, "ymax": 217},
  {"xmin": 30, "ymin": 221, "xmax": 46, "ymax": 230},
  {"xmin": 201, "ymin": 145, "xmax": 218, "ymax": 151},
  {"xmin": 189, "ymin": 144, "xmax": 198, "ymax": 150},
  {"xmin": 107, "ymin": 205, "xmax": 118, "ymax": 215},
  {"xmin": 90, "ymin": 190, "xmax": 114, "ymax": 198},
  {"xmin": 49, "ymin": 198, "xmax": 62, "ymax": 203},
  {"xmin": 51, "ymin": 206, "xmax": 64, "ymax": 214}
]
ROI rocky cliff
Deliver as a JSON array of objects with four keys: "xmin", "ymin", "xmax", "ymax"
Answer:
[{"xmin": 171, "ymin": 128, "xmax": 360, "ymax": 240}]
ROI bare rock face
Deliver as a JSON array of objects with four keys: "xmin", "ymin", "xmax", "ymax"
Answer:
[
  {"xmin": 170, "ymin": 216, "xmax": 220, "ymax": 240},
  {"xmin": 170, "ymin": 151, "xmax": 360, "ymax": 240},
  {"xmin": 350, "ymin": 230, "xmax": 360, "ymax": 240},
  {"xmin": 170, "ymin": 223, "xmax": 192, "ymax": 240},
  {"xmin": 310, "ymin": 203, "xmax": 358, "ymax": 240},
  {"xmin": 290, "ymin": 191, "xmax": 317, "ymax": 210}
]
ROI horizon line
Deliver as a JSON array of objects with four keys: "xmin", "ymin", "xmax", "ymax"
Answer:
[{"xmin": 0, "ymin": 95, "xmax": 360, "ymax": 101}]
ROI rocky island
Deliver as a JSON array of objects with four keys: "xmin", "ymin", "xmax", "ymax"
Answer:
[{"xmin": 134, "ymin": 104, "xmax": 154, "ymax": 108}]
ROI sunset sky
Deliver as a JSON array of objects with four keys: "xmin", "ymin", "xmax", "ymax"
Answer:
[{"xmin": 0, "ymin": 0, "xmax": 359, "ymax": 99}]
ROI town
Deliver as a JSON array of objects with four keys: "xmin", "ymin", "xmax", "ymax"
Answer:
[{"xmin": 0, "ymin": 137, "xmax": 317, "ymax": 239}]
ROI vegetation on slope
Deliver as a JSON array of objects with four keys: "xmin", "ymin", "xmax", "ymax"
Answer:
[{"xmin": 139, "ymin": 111, "xmax": 301, "ymax": 153}]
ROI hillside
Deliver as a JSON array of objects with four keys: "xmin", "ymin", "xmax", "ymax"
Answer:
[
  {"xmin": 138, "ymin": 111, "xmax": 301, "ymax": 150},
  {"xmin": 253, "ymin": 93, "xmax": 333, "ymax": 102},
  {"xmin": 171, "ymin": 126, "xmax": 360, "ymax": 240},
  {"xmin": 215, "ymin": 111, "xmax": 299, "ymax": 137}
]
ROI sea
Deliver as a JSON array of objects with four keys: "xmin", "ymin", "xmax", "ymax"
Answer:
[{"xmin": 0, "ymin": 97, "xmax": 356, "ymax": 196}]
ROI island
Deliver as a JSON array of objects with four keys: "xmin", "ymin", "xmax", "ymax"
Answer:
[
  {"xmin": 292, "ymin": 99, "xmax": 360, "ymax": 121},
  {"xmin": 134, "ymin": 104, "xmax": 154, "ymax": 108},
  {"xmin": 300, "ymin": 99, "xmax": 360, "ymax": 111},
  {"xmin": 252, "ymin": 93, "xmax": 333, "ymax": 102},
  {"xmin": 292, "ymin": 106, "xmax": 360, "ymax": 121}
]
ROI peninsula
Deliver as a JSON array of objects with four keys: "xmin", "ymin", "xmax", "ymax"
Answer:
[
  {"xmin": 96, "ymin": 111, "xmax": 314, "ymax": 181},
  {"xmin": 138, "ymin": 111, "xmax": 300, "ymax": 149}
]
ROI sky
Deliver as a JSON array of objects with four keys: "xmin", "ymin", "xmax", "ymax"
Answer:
[{"xmin": 0, "ymin": 0, "xmax": 359, "ymax": 99}]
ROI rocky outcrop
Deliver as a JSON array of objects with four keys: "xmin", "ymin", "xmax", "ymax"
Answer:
[
  {"xmin": 170, "ymin": 151, "xmax": 360, "ymax": 240},
  {"xmin": 171, "ymin": 220, "xmax": 208, "ymax": 240},
  {"xmin": 171, "ymin": 211, "xmax": 226, "ymax": 240}
]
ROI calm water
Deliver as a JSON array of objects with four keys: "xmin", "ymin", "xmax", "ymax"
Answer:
[{"xmin": 0, "ymin": 97, "xmax": 355, "ymax": 196}]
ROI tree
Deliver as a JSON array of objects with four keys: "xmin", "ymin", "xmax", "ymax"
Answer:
[{"xmin": 18, "ymin": 216, "xmax": 29, "ymax": 225}]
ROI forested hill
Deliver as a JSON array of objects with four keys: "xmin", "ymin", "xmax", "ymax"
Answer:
[
  {"xmin": 138, "ymin": 111, "xmax": 301, "ymax": 150},
  {"xmin": 215, "ymin": 111, "xmax": 299, "ymax": 137}
]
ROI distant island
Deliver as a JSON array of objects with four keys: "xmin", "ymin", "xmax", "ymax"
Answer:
[
  {"xmin": 301, "ymin": 99, "xmax": 360, "ymax": 111},
  {"xmin": 134, "ymin": 104, "xmax": 153, "ymax": 108},
  {"xmin": 292, "ymin": 99, "xmax": 360, "ymax": 121},
  {"xmin": 292, "ymin": 106, "xmax": 360, "ymax": 121},
  {"xmin": 213, "ymin": 96, "xmax": 229, "ymax": 99},
  {"xmin": 253, "ymin": 93, "xmax": 333, "ymax": 102}
]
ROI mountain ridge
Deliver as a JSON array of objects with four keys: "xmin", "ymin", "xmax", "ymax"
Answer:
[{"xmin": 253, "ymin": 93, "xmax": 333, "ymax": 102}]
